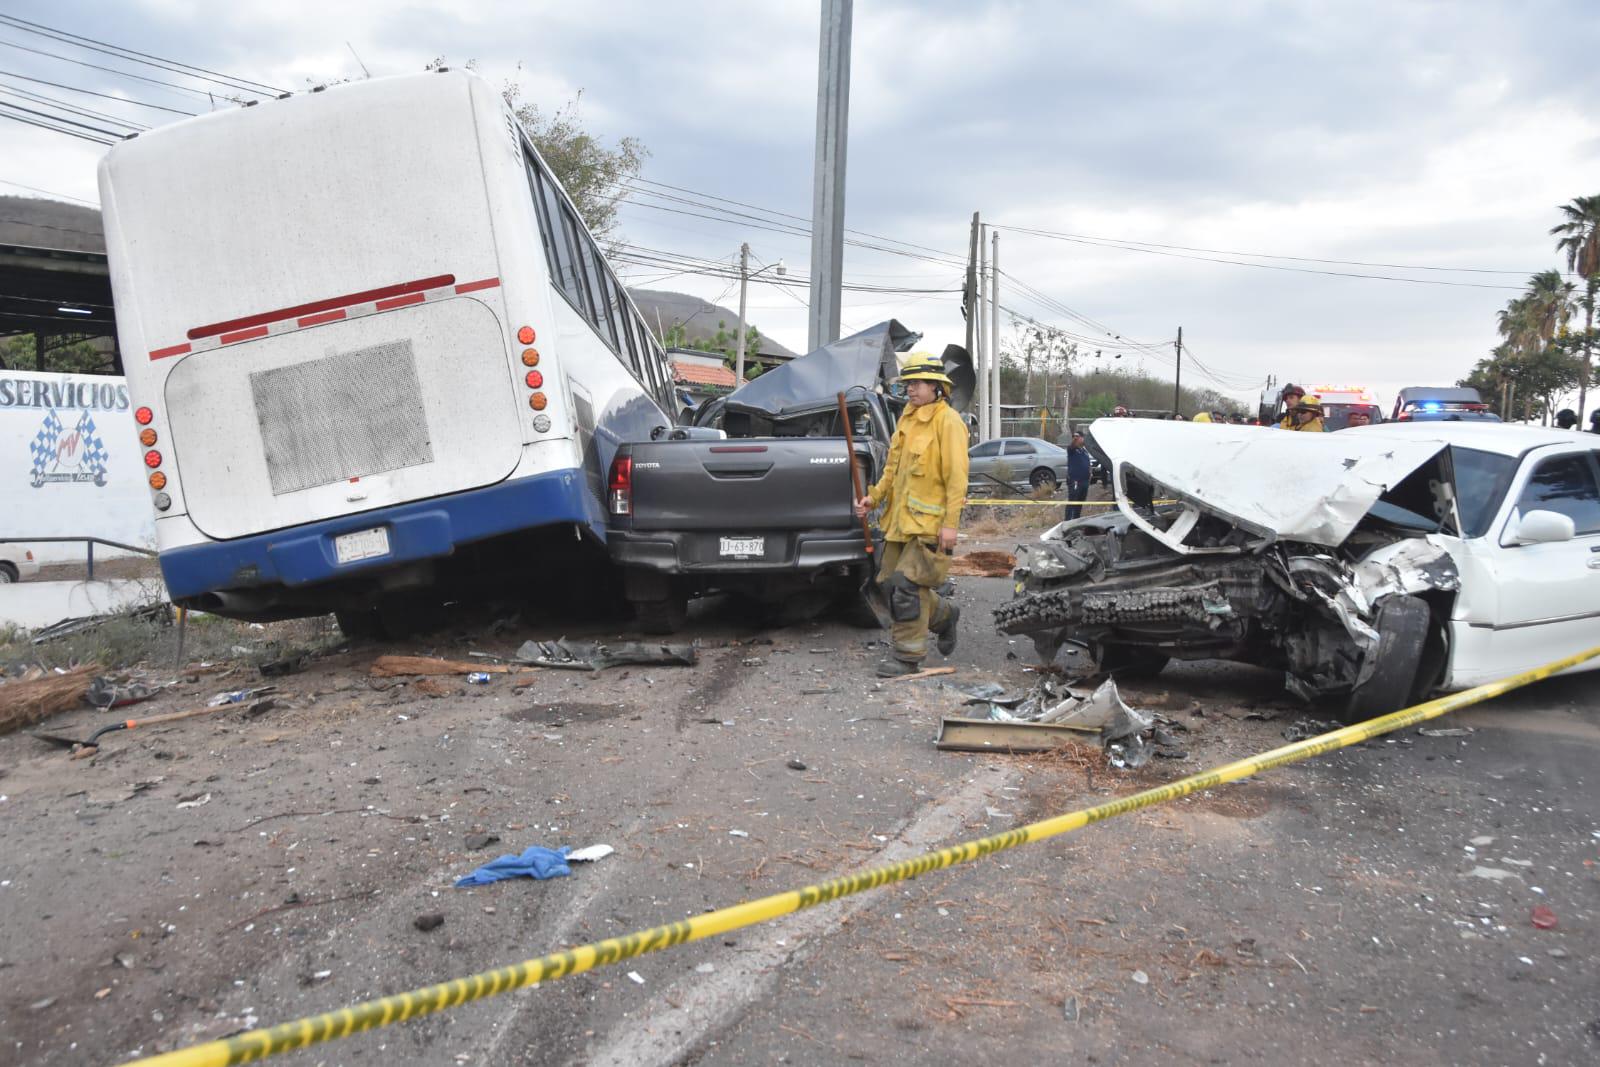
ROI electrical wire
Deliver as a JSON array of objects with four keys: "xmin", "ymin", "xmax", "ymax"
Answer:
[
  {"xmin": 0, "ymin": 37, "xmax": 236, "ymax": 101},
  {"xmin": 0, "ymin": 84, "xmax": 146, "ymax": 130},
  {"xmin": 0, "ymin": 177, "xmax": 97, "ymax": 204},
  {"xmin": 0, "ymin": 69, "xmax": 196, "ymax": 116},
  {"xmin": 0, "ymin": 14, "xmax": 284, "ymax": 96},
  {"xmin": 0, "ymin": 101, "xmax": 117, "ymax": 142}
]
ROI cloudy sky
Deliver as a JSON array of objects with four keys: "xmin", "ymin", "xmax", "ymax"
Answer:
[{"xmin": 5, "ymin": 0, "xmax": 1598, "ymax": 411}]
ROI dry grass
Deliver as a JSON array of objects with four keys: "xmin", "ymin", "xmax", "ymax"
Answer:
[{"xmin": 962, "ymin": 505, "xmax": 1055, "ymax": 540}]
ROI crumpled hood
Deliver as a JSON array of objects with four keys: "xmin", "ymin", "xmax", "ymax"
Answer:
[
  {"xmin": 1086, "ymin": 419, "xmax": 1451, "ymax": 549},
  {"xmin": 722, "ymin": 320, "xmax": 919, "ymax": 419}
]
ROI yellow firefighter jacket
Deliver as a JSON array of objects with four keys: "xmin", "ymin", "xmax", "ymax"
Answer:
[{"xmin": 867, "ymin": 398, "xmax": 970, "ymax": 541}]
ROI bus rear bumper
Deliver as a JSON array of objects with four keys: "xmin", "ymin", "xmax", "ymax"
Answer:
[{"xmin": 159, "ymin": 469, "xmax": 599, "ymax": 601}]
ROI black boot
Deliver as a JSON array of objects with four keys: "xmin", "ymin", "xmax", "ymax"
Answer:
[
  {"xmin": 875, "ymin": 657, "xmax": 921, "ymax": 678},
  {"xmin": 933, "ymin": 602, "xmax": 960, "ymax": 657}
]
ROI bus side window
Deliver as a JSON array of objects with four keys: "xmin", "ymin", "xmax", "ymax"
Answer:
[
  {"xmin": 532, "ymin": 163, "xmax": 587, "ymax": 315},
  {"xmin": 600, "ymin": 268, "xmax": 635, "ymax": 371},
  {"xmin": 572, "ymin": 221, "xmax": 619, "ymax": 351}
]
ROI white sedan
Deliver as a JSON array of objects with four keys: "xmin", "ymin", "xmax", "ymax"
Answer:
[
  {"xmin": 0, "ymin": 543, "xmax": 41, "ymax": 583},
  {"xmin": 1000, "ymin": 421, "xmax": 1600, "ymax": 717}
]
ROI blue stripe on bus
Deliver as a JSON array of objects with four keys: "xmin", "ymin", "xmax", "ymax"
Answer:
[{"xmin": 158, "ymin": 468, "xmax": 602, "ymax": 599}]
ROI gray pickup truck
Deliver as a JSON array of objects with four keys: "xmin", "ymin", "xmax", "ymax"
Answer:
[{"xmin": 606, "ymin": 322, "xmax": 964, "ymax": 632}]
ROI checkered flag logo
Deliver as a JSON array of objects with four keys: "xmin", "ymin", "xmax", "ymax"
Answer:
[
  {"xmin": 28, "ymin": 408, "xmax": 63, "ymax": 488},
  {"xmin": 74, "ymin": 410, "xmax": 110, "ymax": 487}
]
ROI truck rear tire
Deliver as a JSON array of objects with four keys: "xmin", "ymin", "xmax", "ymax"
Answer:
[
  {"xmin": 1342, "ymin": 594, "xmax": 1430, "ymax": 723},
  {"xmin": 634, "ymin": 594, "xmax": 688, "ymax": 635},
  {"xmin": 334, "ymin": 608, "xmax": 382, "ymax": 640}
]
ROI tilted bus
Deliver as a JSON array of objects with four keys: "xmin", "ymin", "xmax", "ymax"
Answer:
[{"xmin": 100, "ymin": 70, "xmax": 676, "ymax": 634}]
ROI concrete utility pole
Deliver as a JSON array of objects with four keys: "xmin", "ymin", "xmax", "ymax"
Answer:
[
  {"xmin": 977, "ymin": 223, "xmax": 989, "ymax": 439},
  {"xmin": 734, "ymin": 242, "xmax": 750, "ymax": 385},
  {"xmin": 1173, "ymin": 326, "xmax": 1183, "ymax": 416},
  {"xmin": 808, "ymin": 0, "xmax": 852, "ymax": 352},
  {"xmin": 990, "ymin": 229, "xmax": 1001, "ymax": 439},
  {"xmin": 967, "ymin": 212, "xmax": 980, "ymax": 422}
]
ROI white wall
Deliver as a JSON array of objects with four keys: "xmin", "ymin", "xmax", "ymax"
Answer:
[
  {"xmin": 1, "ymin": 370, "xmax": 156, "ymax": 563},
  {"xmin": 0, "ymin": 579, "xmax": 165, "ymax": 630}
]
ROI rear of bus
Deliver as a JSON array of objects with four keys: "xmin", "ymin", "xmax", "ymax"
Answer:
[{"xmin": 100, "ymin": 71, "xmax": 592, "ymax": 620}]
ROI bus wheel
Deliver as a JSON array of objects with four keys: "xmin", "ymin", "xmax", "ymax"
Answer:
[{"xmin": 334, "ymin": 607, "xmax": 383, "ymax": 640}]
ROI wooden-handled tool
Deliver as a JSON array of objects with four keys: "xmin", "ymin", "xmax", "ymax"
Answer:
[
  {"xmin": 837, "ymin": 391, "xmax": 874, "ymax": 556},
  {"xmin": 32, "ymin": 701, "xmax": 250, "ymax": 755}
]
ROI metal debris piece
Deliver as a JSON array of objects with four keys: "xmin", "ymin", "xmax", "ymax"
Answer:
[
  {"xmin": 1282, "ymin": 718, "xmax": 1340, "ymax": 742},
  {"xmin": 514, "ymin": 639, "xmax": 697, "ymax": 672},
  {"xmin": 934, "ymin": 717, "xmax": 1099, "ymax": 753}
]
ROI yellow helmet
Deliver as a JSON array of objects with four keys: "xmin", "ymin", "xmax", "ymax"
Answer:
[
  {"xmin": 1192, "ymin": 411, "xmax": 1213, "ymax": 423},
  {"xmin": 1293, "ymin": 394, "xmax": 1323, "ymax": 413},
  {"xmin": 896, "ymin": 352, "xmax": 953, "ymax": 386}
]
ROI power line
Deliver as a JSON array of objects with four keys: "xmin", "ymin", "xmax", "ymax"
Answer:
[
  {"xmin": 0, "ymin": 14, "xmax": 283, "ymax": 96},
  {"xmin": 996, "ymin": 221, "xmax": 1567, "ymax": 277},
  {"xmin": 996, "ymin": 225, "xmax": 1529, "ymax": 291},
  {"xmin": 0, "ymin": 100, "xmax": 118, "ymax": 142},
  {"xmin": 0, "ymin": 84, "xmax": 146, "ymax": 130},
  {"xmin": 0, "ymin": 37, "xmax": 235, "ymax": 102},
  {"xmin": 0, "ymin": 177, "xmax": 97, "ymax": 204},
  {"xmin": 0, "ymin": 68, "xmax": 197, "ymax": 116}
]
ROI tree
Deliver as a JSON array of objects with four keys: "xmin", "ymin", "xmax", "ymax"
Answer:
[
  {"xmin": 427, "ymin": 59, "xmax": 648, "ymax": 251},
  {"xmin": 661, "ymin": 320, "xmax": 764, "ymax": 379},
  {"xmin": 1550, "ymin": 194, "xmax": 1600, "ymax": 417},
  {"xmin": 0, "ymin": 334, "xmax": 115, "ymax": 374}
]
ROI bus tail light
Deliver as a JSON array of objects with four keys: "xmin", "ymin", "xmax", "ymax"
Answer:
[
  {"xmin": 517, "ymin": 325, "xmax": 536, "ymax": 345},
  {"xmin": 144, "ymin": 450, "xmax": 163, "ymax": 468},
  {"xmin": 529, "ymin": 392, "xmax": 547, "ymax": 411},
  {"xmin": 521, "ymin": 348, "xmax": 540, "ymax": 367},
  {"xmin": 139, "ymin": 428, "xmax": 158, "ymax": 447},
  {"xmin": 149, "ymin": 471, "xmax": 167, "ymax": 490},
  {"xmin": 134, "ymin": 406, "xmax": 153, "ymax": 426},
  {"xmin": 525, "ymin": 370, "xmax": 544, "ymax": 389},
  {"xmin": 607, "ymin": 455, "xmax": 632, "ymax": 517}
]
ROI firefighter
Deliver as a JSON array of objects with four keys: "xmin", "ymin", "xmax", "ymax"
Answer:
[
  {"xmin": 1275, "ymin": 383, "xmax": 1306, "ymax": 428},
  {"xmin": 1287, "ymin": 394, "xmax": 1325, "ymax": 431},
  {"xmin": 854, "ymin": 352, "xmax": 970, "ymax": 677}
]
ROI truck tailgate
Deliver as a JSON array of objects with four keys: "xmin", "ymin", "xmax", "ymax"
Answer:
[{"xmin": 627, "ymin": 438, "xmax": 866, "ymax": 531}]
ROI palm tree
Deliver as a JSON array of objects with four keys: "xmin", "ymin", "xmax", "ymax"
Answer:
[{"xmin": 1551, "ymin": 195, "xmax": 1600, "ymax": 416}]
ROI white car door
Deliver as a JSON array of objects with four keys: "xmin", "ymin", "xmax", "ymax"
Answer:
[{"xmin": 1465, "ymin": 446, "xmax": 1600, "ymax": 681}]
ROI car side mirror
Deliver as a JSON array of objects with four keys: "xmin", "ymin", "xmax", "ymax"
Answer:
[{"xmin": 1513, "ymin": 509, "xmax": 1576, "ymax": 544}]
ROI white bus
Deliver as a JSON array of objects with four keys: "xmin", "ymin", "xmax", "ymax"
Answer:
[{"xmin": 99, "ymin": 70, "xmax": 677, "ymax": 633}]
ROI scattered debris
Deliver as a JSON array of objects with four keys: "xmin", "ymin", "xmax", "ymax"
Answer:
[
  {"xmin": 567, "ymin": 844, "xmax": 614, "ymax": 863},
  {"xmin": 627, "ymin": 971, "xmax": 645, "ymax": 985},
  {"xmin": 259, "ymin": 652, "xmax": 310, "ymax": 677},
  {"xmin": 729, "ymin": 829, "xmax": 750, "ymax": 838},
  {"xmin": 948, "ymin": 550, "xmax": 1015, "ymax": 577},
  {"xmin": 208, "ymin": 686, "xmax": 276, "ymax": 707},
  {"xmin": 28, "ymin": 603, "xmax": 169, "ymax": 645},
  {"xmin": 1131, "ymin": 970, "xmax": 1150, "ymax": 985},
  {"xmin": 1531, "ymin": 906, "xmax": 1558, "ymax": 930},
  {"xmin": 371, "ymin": 656, "xmax": 521, "ymax": 678},
  {"xmin": 0, "ymin": 665, "xmax": 96, "ymax": 737},
  {"xmin": 882, "ymin": 665, "xmax": 957, "ymax": 684},
  {"xmin": 454, "ymin": 844, "xmax": 575, "ymax": 887},
  {"xmin": 786, "ymin": 759, "xmax": 808, "ymax": 771},
  {"xmin": 175, "ymin": 792, "xmax": 211, "ymax": 809},
  {"xmin": 1465, "ymin": 866, "xmax": 1519, "ymax": 882},
  {"xmin": 85, "ymin": 674, "xmax": 161, "ymax": 710},
  {"xmin": 413, "ymin": 913, "xmax": 445, "ymax": 932},
  {"xmin": 937, "ymin": 677, "xmax": 1182, "ymax": 767},
  {"xmin": 513, "ymin": 639, "xmax": 697, "ymax": 672},
  {"xmin": 1282, "ymin": 718, "xmax": 1340, "ymax": 742},
  {"xmin": 1418, "ymin": 726, "xmax": 1473, "ymax": 738},
  {"xmin": 466, "ymin": 672, "xmax": 493, "ymax": 685},
  {"xmin": 410, "ymin": 677, "xmax": 455, "ymax": 698},
  {"xmin": 463, "ymin": 833, "xmax": 501, "ymax": 851}
]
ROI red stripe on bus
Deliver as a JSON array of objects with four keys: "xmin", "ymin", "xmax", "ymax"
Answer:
[
  {"xmin": 298, "ymin": 309, "xmax": 347, "ymax": 328},
  {"xmin": 375, "ymin": 292, "xmax": 426, "ymax": 311},
  {"xmin": 220, "ymin": 325, "xmax": 270, "ymax": 345},
  {"xmin": 186, "ymin": 274, "xmax": 457, "ymax": 340},
  {"xmin": 454, "ymin": 277, "xmax": 501, "ymax": 294},
  {"xmin": 149, "ymin": 343, "xmax": 191, "ymax": 360}
]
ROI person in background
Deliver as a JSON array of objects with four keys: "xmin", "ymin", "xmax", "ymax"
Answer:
[
  {"xmin": 1112, "ymin": 405, "xmax": 1132, "ymax": 417},
  {"xmin": 1063, "ymin": 430, "xmax": 1092, "ymax": 521},
  {"xmin": 1556, "ymin": 408, "xmax": 1579, "ymax": 430},
  {"xmin": 1591, "ymin": 409, "xmax": 1600, "ymax": 434},
  {"xmin": 1343, "ymin": 409, "xmax": 1372, "ymax": 429},
  {"xmin": 1276, "ymin": 384, "xmax": 1306, "ymax": 428}
]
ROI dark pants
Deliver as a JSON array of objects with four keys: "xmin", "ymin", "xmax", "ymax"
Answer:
[{"xmin": 1063, "ymin": 479, "xmax": 1089, "ymax": 521}]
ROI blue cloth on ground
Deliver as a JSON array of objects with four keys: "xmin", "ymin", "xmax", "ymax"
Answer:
[{"xmin": 454, "ymin": 845, "xmax": 573, "ymax": 887}]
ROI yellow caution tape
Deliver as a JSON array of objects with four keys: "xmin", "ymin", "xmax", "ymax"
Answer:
[
  {"xmin": 963, "ymin": 499, "xmax": 1178, "ymax": 507},
  {"xmin": 121, "ymin": 644, "xmax": 1600, "ymax": 1067}
]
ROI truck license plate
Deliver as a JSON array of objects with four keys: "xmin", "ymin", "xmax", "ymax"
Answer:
[
  {"xmin": 334, "ymin": 526, "xmax": 391, "ymax": 564},
  {"xmin": 719, "ymin": 536, "xmax": 765, "ymax": 558}
]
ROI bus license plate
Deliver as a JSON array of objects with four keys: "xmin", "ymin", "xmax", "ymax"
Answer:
[
  {"xmin": 719, "ymin": 536, "xmax": 764, "ymax": 559},
  {"xmin": 335, "ymin": 527, "xmax": 391, "ymax": 564}
]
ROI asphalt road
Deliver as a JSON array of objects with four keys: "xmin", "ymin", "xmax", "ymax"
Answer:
[{"xmin": 1, "ymin": 557, "xmax": 1596, "ymax": 1066}]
